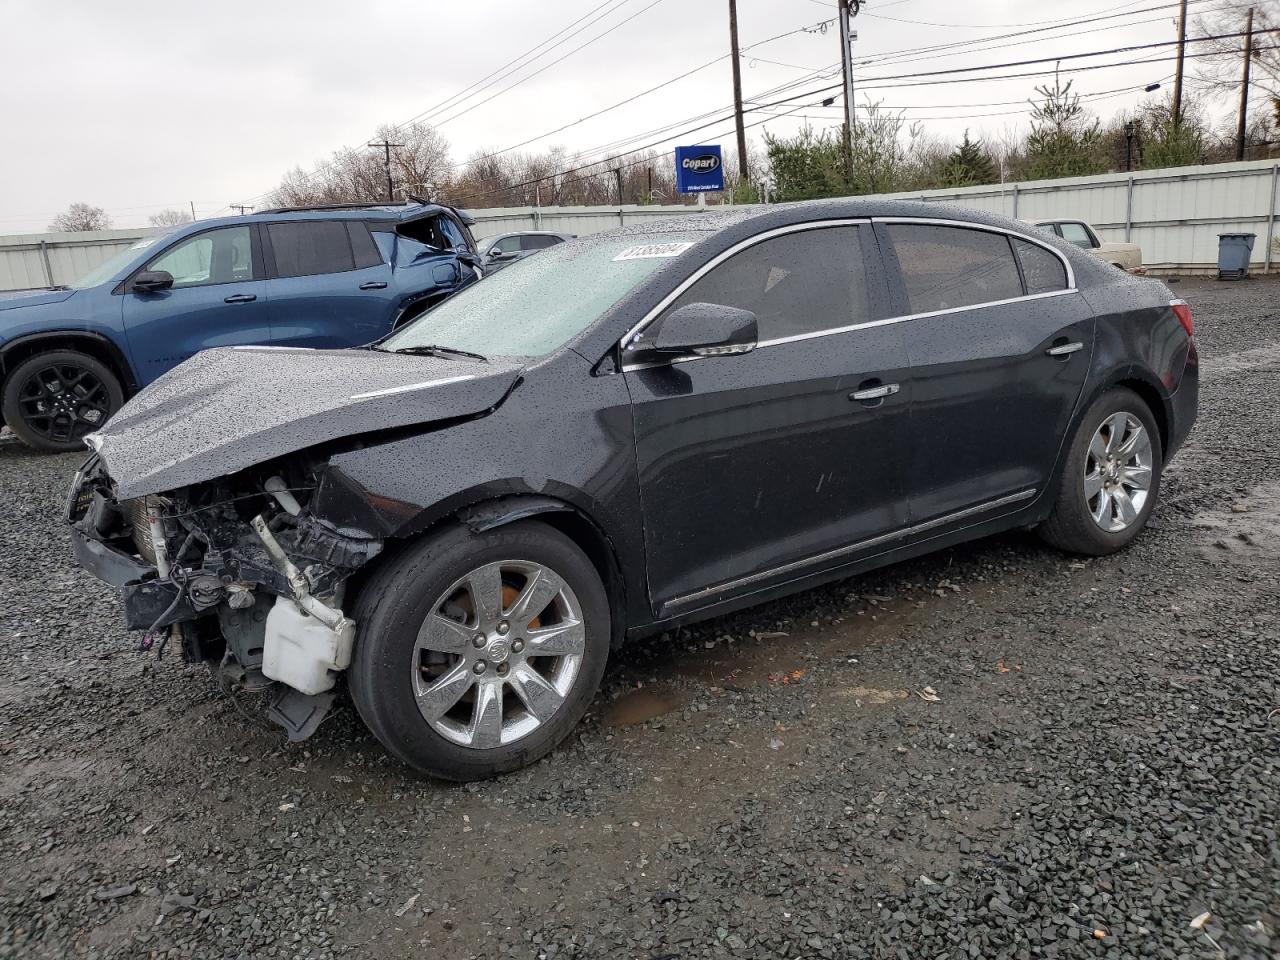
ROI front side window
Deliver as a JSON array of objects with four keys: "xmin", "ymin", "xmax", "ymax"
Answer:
[
  {"xmin": 147, "ymin": 226, "xmax": 255, "ymax": 288},
  {"xmin": 267, "ymin": 221, "xmax": 354, "ymax": 278},
  {"xmin": 381, "ymin": 233, "xmax": 704, "ymax": 359},
  {"xmin": 887, "ymin": 224, "xmax": 1022, "ymax": 314},
  {"xmin": 659, "ymin": 226, "xmax": 877, "ymax": 341},
  {"xmin": 1058, "ymin": 222, "xmax": 1097, "ymax": 249},
  {"xmin": 1013, "ymin": 238, "xmax": 1069, "ymax": 294}
]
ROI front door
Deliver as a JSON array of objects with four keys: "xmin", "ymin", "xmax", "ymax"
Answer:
[
  {"xmin": 878, "ymin": 221, "xmax": 1095, "ymax": 523},
  {"xmin": 623, "ymin": 223, "xmax": 911, "ymax": 616},
  {"xmin": 121, "ymin": 224, "xmax": 272, "ymax": 384}
]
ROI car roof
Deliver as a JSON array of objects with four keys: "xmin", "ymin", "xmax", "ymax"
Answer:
[
  {"xmin": 589, "ymin": 197, "xmax": 1057, "ymax": 241},
  {"xmin": 178, "ymin": 202, "xmax": 472, "ymax": 232}
]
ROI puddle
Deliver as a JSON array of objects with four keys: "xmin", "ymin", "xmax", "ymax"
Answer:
[
  {"xmin": 836, "ymin": 686, "xmax": 908, "ymax": 705},
  {"xmin": 1190, "ymin": 481, "xmax": 1280, "ymax": 562},
  {"xmin": 603, "ymin": 688, "xmax": 689, "ymax": 726}
]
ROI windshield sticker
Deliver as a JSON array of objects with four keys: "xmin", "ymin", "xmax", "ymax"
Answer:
[{"xmin": 612, "ymin": 242, "xmax": 696, "ymax": 261}]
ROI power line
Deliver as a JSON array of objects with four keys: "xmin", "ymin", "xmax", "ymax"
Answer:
[
  {"xmin": 426, "ymin": 0, "xmax": 669, "ymax": 130},
  {"xmin": 392, "ymin": 0, "xmax": 633, "ymax": 129}
]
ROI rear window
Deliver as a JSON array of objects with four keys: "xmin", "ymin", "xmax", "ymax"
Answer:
[
  {"xmin": 268, "ymin": 221, "xmax": 355, "ymax": 277},
  {"xmin": 347, "ymin": 222, "xmax": 384, "ymax": 269},
  {"xmin": 887, "ymin": 224, "xmax": 1022, "ymax": 314},
  {"xmin": 1013, "ymin": 238, "xmax": 1068, "ymax": 294}
]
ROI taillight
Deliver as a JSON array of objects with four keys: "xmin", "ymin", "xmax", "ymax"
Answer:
[{"xmin": 1171, "ymin": 299, "xmax": 1194, "ymax": 338}]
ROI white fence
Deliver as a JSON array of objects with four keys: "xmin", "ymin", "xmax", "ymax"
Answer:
[
  {"xmin": 2, "ymin": 157, "xmax": 1277, "ymax": 290},
  {"xmin": 881, "ymin": 158, "xmax": 1280, "ymax": 273}
]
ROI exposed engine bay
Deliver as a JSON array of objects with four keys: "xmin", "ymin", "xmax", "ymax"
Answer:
[{"xmin": 69, "ymin": 455, "xmax": 384, "ymax": 740}]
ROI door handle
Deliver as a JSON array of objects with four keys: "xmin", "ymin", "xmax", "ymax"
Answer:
[
  {"xmin": 1045, "ymin": 341, "xmax": 1083, "ymax": 357},
  {"xmin": 850, "ymin": 382, "xmax": 900, "ymax": 402},
  {"xmin": 359, "ymin": 281, "xmax": 388, "ymax": 290},
  {"xmin": 223, "ymin": 294, "xmax": 257, "ymax": 304}
]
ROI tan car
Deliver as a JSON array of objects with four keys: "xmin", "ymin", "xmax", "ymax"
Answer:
[{"xmin": 1033, "ymin": 219, "xmax": 1144, "ymax": 273}]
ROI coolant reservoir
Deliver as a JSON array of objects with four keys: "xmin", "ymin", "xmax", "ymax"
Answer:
[{"xmin": 262, "ymin": 597, "xmax": 355, "ymax": 696}]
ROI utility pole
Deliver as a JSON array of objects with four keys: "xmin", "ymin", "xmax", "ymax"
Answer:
[
  {"xmin": 1171, "ymin": 0, "xmax": 1188, "ymax": 128},
  {"xmin": 230, "ymin": 204, "xmax": 253, "ymax": 215},
  {"xmin": 728, "ymin": 0, "xmax": 749, "ymax": 184},
  {"xmin": 838, "ymin": 0, "xmax": 860, "ymax": 176},
  {"xmin": 189, "ymin": 200, "xmax": 197, "ymax": 221},
  {"xmin": 1235, "ymin": 6, "xmax": 1254, "ymax": 161},
  {"xmin": 367, "ymin": 140, "xmax": 404, "ymax": 202},
  {"xmin": 614, "ymin": 167, "xmax": 624, "ymax": 205}
]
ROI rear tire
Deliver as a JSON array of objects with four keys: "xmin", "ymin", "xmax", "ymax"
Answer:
[
  {"xmin": 1, "ymin": 350, "xmax": 123, "ymax": 453},
  {"xmin": 1038, "ymin": 387, "xmax": 1163, "ymax": 556},
  {"xmin": 348, "ymin": 520, "xmax": 610, "ymax": 781}
]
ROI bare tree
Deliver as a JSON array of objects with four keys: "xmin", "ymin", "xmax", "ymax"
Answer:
[
  {"xmin": 48, "ymin": 202, "xmax": 111, "ymax": 232},
  {"xmin": 148, "ymin": 208, "xmax": 193, "ymax": 227},
  {"xmin": 267, "ymin": 122, "xmax": 453, "ymax": 207},
  {"xmin": 1192, "ymin": 1, "xmax": 1280, "ymax": 117}
]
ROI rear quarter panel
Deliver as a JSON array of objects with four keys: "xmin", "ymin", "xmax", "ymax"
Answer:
[{"xmin": 1079, "ymin": 270, "xmax": 1194, "ymax": 455}]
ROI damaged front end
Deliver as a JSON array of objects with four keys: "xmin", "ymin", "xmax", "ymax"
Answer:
[{"xmin": 68, "ymin": 455, "xmax": 383, "ymax": 740}]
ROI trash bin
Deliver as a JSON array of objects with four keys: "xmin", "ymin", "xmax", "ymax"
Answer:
[{"xmin": 1216, "ymin": 233, "xmax": 1256, "ymax": 280}]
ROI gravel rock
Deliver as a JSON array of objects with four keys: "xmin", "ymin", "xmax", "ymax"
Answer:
[{"xmin": 0, "ymin": 276, "xmax": 1277, "ymax": 959}]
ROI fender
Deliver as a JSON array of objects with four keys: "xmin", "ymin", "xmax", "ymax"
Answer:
[{"xmin": 0, "ymin": 328, "xmax": 139, "ymax": 393}]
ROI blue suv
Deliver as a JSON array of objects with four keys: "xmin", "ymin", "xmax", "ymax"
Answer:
[{"xmin": 0, "ymin": 201, "xmax": 482, "ymax": 451}]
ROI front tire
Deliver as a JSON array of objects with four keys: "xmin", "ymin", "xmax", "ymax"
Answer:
[
  {"xmin": 348, "ymin": 520, "xmax": 610, "ymax": 781},
  {"xmin": 1, "ymin": 350, "xmax": 124, "ymax": 453},
  {"xmin": 1039, "ymin": 387, "xmax": 1163, "ymax": 555}
]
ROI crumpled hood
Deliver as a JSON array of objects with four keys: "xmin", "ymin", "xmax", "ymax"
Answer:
[
  {"xmin": 0, "ymin": 288, "xmax": 76, "ymax": 312},
  {"xmin": 92, "ymin": 346, "xmax": 523, "ymax": 499}
]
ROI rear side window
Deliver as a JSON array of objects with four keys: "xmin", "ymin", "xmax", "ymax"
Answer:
[
  {"xmin": 268, "ymin": 221, "xmax": 354, "ymax": 277},
  {"xmin": 664, "ymin": 226, "xmax": 878, "ymax": 341},
  {"xmin": 525, "ymin": 235, "xmax": 561, "ymax": 250},
  {"xmin": 887, "ymin": 224, "xmax": 1022, "ymax": 314},
  {"xmin": 1013, "ymin": 238, "xmax": 1068, "ymax": 294},
  {"xmin": 1058, "ymin": 222, "xmax": 1097, "ymax": 249},
  {"xmin": 346, "ymin": 222, "xmax": 384, "ymax": 269}
]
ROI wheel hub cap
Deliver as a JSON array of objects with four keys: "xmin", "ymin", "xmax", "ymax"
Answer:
[
  {"xmin": 410, "ymin": 559, "xmax": 587, "ymax": 749},
  {"xmin": 1084, "ymin": 412, "xmax": 1153, "ymax": 534}
]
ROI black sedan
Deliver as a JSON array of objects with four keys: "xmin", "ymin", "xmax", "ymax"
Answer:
[{"xmin": 68, "ymin": 199, "xmax": 1198, "ymax": 780}]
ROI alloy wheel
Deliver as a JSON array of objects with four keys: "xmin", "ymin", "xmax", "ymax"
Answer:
[
  {"xmin": 16, "ymin": 362, "xmax": 111, "ymax": 444},
  {"xmin": 1084, "ymin": 411, "xmax": 1152, "ymax": 533},
  {"xmin": 411, "ymin": 560, "xmax": 586, "ymax": 748}
]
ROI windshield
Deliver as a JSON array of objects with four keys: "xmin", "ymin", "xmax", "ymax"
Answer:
[
  {"xmin": 69, "ymin": 232, "xmax": 173, "ymax": 289},
  {"xmin": 381, "ymin": 233, "xmax": 703, "ymax": 359}
]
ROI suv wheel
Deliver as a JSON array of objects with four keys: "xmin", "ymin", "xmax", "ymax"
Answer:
[
  {"xmin": 1, "ymin": 350, "xmax": 124, "ymax": 452},
  {"xmin": 1039, "ymin": 387, "xmax": 1163, "ymax": 555},
  {"xmin": 349, "ymin": 520, "xmax": 610, "ymax": 781}
]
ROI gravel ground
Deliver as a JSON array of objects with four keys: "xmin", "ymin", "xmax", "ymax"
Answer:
[{"xmin": 0, "ymin": 276, "xmax": 1277, "ymax": 960}]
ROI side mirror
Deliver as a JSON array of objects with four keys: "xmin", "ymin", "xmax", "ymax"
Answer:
[
  {"xmin": 651, "ymin": 302, "xmax": 757, "ymax": 357},
  {"xmin": 132, "ymin": 270, "xmax": 174, "ymax": 293}
]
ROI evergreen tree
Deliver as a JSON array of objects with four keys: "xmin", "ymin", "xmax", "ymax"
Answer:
[
  {"xmin": 941, "ymin": 131, "xmax": 998, "ymax": 186},
  {"xmin": 1024, "ymin": 77, "xmax": 1106, "ymax": 180}
]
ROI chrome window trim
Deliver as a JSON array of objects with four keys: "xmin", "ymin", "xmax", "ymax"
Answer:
[
  {"xmin": 659, "ymin": 487, "xmax": 1038, "ymax": 614},
  {"xmin": 619, "ymin": 218, "xmax": 872, "ymax": 350},
  {"xmin": 873, "ymin": 215, "xmax": 1077, "ymax": 289},
  {"xmin": 618, "ymin": 215, "xmax": 1077, "ymax": 372}
]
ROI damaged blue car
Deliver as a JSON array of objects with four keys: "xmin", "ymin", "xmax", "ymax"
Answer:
[{"xmin": 0, "ymin": 200, "xmax": 482, "ymax": 451}]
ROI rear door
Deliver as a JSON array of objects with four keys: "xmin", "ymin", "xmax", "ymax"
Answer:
[
  {"xmin": 120, "ymin": 224, "xmax": 271, "ymax": 383},
  {"xmin": 878, "ymin": 220, "xmax": 1094, "ymax": 524},
  {"xmin": 262, "ymin": 219, "xmax": 395, "ymax": 348},
  {"xmin": 624, "ymin": 223, "xmax": 912, "ymax": 616}
]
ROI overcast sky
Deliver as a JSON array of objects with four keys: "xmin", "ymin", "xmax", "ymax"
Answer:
[{"xmin": 0, "ymin": 0, "xmax": 1225, "ymax": 234}]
